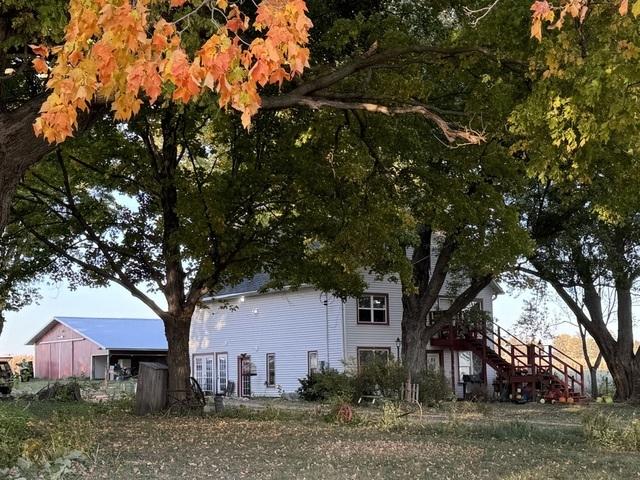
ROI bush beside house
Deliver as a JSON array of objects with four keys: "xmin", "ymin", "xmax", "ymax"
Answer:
[{"xmin": 297, "ymin": 360, "xmax": 452, "ymax": 405}]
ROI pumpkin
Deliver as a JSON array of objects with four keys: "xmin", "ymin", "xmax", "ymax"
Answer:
[
  {"xmin": 566, "ymin": 397, "xmax": 575, "ymax": 404},
  {"xmin": 558, "ymin": 396, "xmax": 567, "ymax": 403}
]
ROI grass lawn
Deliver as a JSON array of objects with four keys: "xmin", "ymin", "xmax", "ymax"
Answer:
[{"xmin": 2, "ymin": 400, "xmax": 640, "ymax": 479}]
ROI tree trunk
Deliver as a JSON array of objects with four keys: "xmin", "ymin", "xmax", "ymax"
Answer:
[
  {"xmin": 0, "ymin": 95, "xmax": 52, "ymax": 231},
  {"xmin": 401, "ymin": 300, "xmax": 427, "ymax": 381},
  {"xmin": 589, "ymin": 367, "xmax": 599, "ymax": 398},
  {"xmin": 164, "ymin": 313, "xmax": 193, "ymax": 404}
]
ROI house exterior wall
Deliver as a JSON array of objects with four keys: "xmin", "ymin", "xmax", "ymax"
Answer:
[
  {"xmin": 190, "ymin": 287, "xmax": 344, "ymax": 397},
  {"xmin": 190, "ymin": 271, "xmax": 501, "ymax": 399},
  {"xmin": 343, "ymin": 272, "xmax": 403, "ymax": 367},
  {"xmin": 34, "ymin": 322, "xmax": 103, "ymax": 379}
]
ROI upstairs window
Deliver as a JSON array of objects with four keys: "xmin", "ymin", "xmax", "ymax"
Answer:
[
  {"xmin": 266, "ymin": 353, "xmax": 276, "ymax": 387},
  {"xmin": 357, "ymin": 294, "xmax": 388, "ymax": 324}
]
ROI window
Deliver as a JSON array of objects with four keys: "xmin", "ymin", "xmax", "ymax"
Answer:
[
  {"xmin": 357, "ymin": 347, "xmax": 390, "ymax": 369},
  {"xmin": 357, "ymin": 294, "xmax": 388, "ymax": 324},
  {"xmin": 308, "ymin": 351, "xmax": 319, "ymax": 375},
  {"xmin": 266, "ymin": 353, "xmax": 276, "ymax": 387},
  {"xmin": 204, "ymin": 357, "xmax": 214, "ymax": 393},
  {"xmin": 194, "ymin": 356, "xmax": 203, "ymax": 389},
  {"xmin": 458, "ymin": 351, "xmax": 482, "ymax": 381},
  {"xmin": 193, "ymin": 355, "xmax": 214, "ymax": 393}
]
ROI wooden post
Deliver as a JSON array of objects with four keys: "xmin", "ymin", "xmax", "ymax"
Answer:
[
  {"xmin": 563, "ymin": 364, "xmax": 569, "ymax": 399},
  {"xmin": 580, "ymin": 364, "xmax": 584, "ymax": 396}
]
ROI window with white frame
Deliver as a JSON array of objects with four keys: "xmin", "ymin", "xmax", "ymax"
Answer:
[
  {"xmin": 357, "ymin": 294, "xmax": 388, "ymax": 324},
  {"xmin": 357, "ymin": 347, "xmax": 390, "ymax": 369},
  {"xmin": 308, "ymin": 351, "xmax": 319, "ymax": 375},
  {"xmin": 457, "ymin": 351, "xmax": 482, "ymax": 381},
  {"xmin": 266, "ymin": 353, "xmax": 276, "ymax": 387}
]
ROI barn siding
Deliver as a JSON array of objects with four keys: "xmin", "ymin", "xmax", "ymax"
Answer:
[{"xmin": 33, "ymin": 322, "xmax": 103, "ymax": 380}]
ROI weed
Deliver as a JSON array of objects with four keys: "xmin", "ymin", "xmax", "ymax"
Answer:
[{"xmin": 377, "ymin": 402, "xmax": 406, "ymax": 431}]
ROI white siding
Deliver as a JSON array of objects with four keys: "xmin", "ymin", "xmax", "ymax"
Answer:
[
  {"xmin": 189, "ymin": 271, "xmax": 500, "ymax": 399},
  {"xmin": 190, "ymin": 288, "xmax": 344, "ymax": 397},
  {"xmin": 343, "ymin": 272, "xmax": 403, "ymax": 368}
]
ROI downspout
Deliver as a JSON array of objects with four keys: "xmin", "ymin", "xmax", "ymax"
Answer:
[
  {"xmin": 323, "ymin": 292, "xmax": 330, "ymax": 368},
  {"xmin": 341, "ymin": 300, "xmax": 347, "ymax": 368}
]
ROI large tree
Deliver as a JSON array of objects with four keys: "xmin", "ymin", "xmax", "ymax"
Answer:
[
  {"xmin": 11, "ymin": 102, "xmax": 404, "ymax": 400},
  {"xmin": 506, "ymin": 1, "xmax": 640, "ymax": 400}
]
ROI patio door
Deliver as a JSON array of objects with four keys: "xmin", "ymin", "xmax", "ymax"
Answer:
[
  {"xmin": 204, "ymin": 356, "xmax": 214, "ymax": 393},
  {"xmin": 216, "ymin": 353, "xmax": 228, "ymax": 394},
  {"xmin": 193, "ymin": 355, "xmax": 214, "ymax": 394}
]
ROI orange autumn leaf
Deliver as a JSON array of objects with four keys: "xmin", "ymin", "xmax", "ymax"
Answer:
[
  {"xmin": 33, "ymin": 0, "xmax": 312, "ymax": 143},
  {"xmin": 620, "ymin": 0, "xmax": 629, "ymax": 15},
  {"xmin": 32, "ymin": 57, "xmax": 49, "ymax": 74}
]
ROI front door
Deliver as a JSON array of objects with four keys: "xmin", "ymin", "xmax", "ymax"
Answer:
[
  {"xmin": 237, "ymin": 355, "xmax": 252, "ymax": 397},
  {"xmin": 216, "ymin": 353, "xmax": 228, "ymax": 394}
]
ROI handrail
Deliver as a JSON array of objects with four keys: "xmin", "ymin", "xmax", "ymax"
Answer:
[
  {"xmin": 435, "ymin": 318, "xmax": 585, "ymax": 396},
  {"xmin": 549, "ymin": 345, "xmax": 583, "ymax": 369},
  {"xmin": 466, "ymin": 319, "xmax": 585, "ymax": 396}
]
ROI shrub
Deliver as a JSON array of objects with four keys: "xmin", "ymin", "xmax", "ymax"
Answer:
[
  {"xmin": 0, "ymin": 405, "xmax": 31, "ymax": 468},
  {"xmin": 581, "ymin": 411, "xmax": 640, "ymax": 451},
  {"xmin": 297, "ymin": 369, "xmax": 355, "ymax": 402},
  {"xmin": 353, "ymin": 359, "xmax": 406, "ymax": 401},
  {"xmin": 417, "ymin": 368, "xmax": 454, "ymax": 406}
]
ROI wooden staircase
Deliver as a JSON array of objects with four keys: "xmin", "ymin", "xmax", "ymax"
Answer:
[{"xmin": 432, "ymin": 320, "xmax": 586, "ymax": 403}]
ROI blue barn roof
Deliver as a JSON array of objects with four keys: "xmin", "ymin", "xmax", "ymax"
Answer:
[{"xmin": 26, "ymin": 317, "xmax": 167, "ymax": 351}]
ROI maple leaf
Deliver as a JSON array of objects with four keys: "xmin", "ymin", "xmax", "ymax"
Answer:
[
  {"xmin": 530, "ymin": 1, "xmax": 555, "ymax": 41},
  {"xmin": 32, "ymin": 57, "xmax": 49, "ymax": 74},
  {"xmin": 170, "ymin": 0, "xmax": 187, "ymax": 6},
  {"xmin": 620, "ymin": 0, "xmax": 629, "ymax": 16},
  {"xmin": 29, "ymin": 44, "xmax": 49, "ymax": 57}
]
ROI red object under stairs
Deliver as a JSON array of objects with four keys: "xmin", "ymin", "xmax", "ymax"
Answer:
[{"xmin": 432, "ymin": 321, "xmax": 586, "ymax": 403}]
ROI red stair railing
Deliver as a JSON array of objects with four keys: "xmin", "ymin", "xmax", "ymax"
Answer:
[{"xmin": 443, "ymin": 318, "xmax": 585, "ymax": 398}]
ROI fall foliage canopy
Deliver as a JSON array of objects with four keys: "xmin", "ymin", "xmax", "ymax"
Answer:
[
  {"xmin": 529, "ymin": 0, "xmax": 636, "ymax": 41},
  {"xmin": 32, "ymin": 0, "xmax": 312, "ymax": 143}
]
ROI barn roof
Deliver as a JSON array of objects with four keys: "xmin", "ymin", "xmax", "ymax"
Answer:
[{"xmin": 26, "ymin": 317, "xmax": 167, "ymax": 351}]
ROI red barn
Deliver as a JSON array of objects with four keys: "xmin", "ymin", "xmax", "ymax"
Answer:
[{"xmin": 26, "ymin": 317, "xmax": 168, "ymax": 380}]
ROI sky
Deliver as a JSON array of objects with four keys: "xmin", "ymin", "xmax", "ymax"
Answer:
[{"xmin": 0, "ymin": 280, "xmax": 531, "ymax": 356}]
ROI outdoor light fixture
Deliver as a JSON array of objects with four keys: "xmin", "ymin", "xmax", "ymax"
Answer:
[{"xmin": 395, "ymin": 337, "xmax": 401, "ymax": 360}]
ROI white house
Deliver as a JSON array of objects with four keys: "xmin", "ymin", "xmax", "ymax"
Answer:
[{"xmin": 189, "ymin": 272, "xmax": 503, "ymax": 399}]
